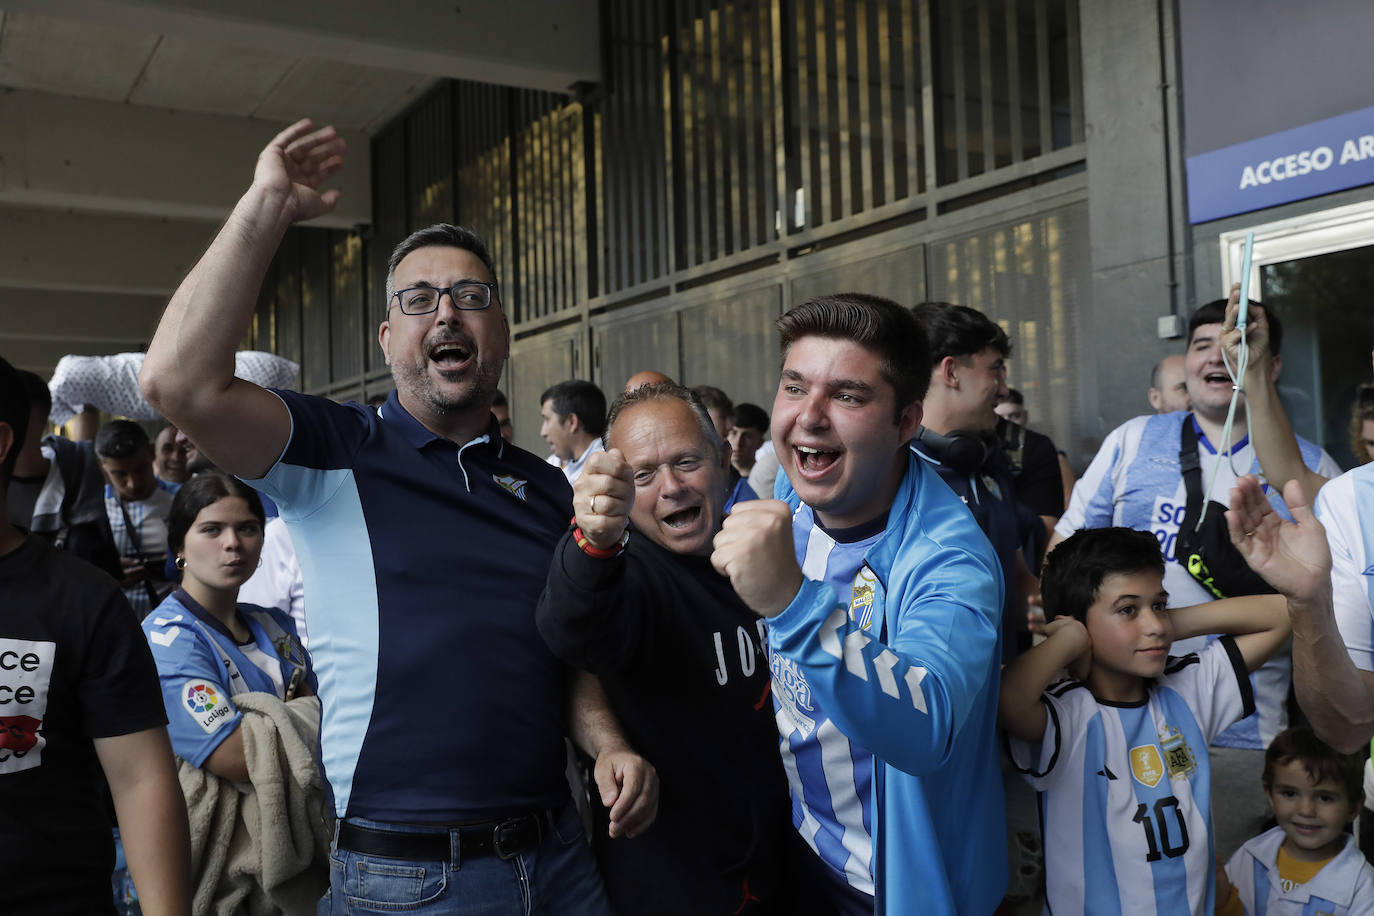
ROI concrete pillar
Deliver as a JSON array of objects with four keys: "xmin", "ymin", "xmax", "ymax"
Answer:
[{"xmin": 1078, "ymin": 0, "xmax": 1188, "ymax": 441}]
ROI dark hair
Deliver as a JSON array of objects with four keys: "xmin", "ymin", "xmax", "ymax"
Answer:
[
  {"xmin": 691, "ymin": 385, "xmax": 733, "ymax": 416},
  {"xmin": 167, "ymin": 471, "xmax": 267, "ymax": 557},
  {"xmin": 1350, "ymin": 384, "xmax": 1374, "ymax": 465},
  {"xmin": 913, "ymin": 301, "xmax": 1013, "ymax": 364},
  {"xmin": 385, "ymin": 224, "xmax": 498, "ymax": 303},
  {"xmin": 778, "ymin": 293, "xmax": 931, "ymax": 416},
  {"xmin": 0, "ymin": 355, "xmax": 31, "ymax": 488},
  {"xmin": 733, "ymin": 402, "xmax": 769, "ymax": 433},
  {"xmin": 491, "ymin": 388, "xmax": 509, "ymax": 408},
  {"xmin": 1188, "ymin": 298, "xmax": 1284, "ymax": 357},
  {"xmin": 1001, "ymin": 388, "xmax": 1024, "ymax": 406},
  {"xmin": 1262, "ymin": 726, "xmax": 1363, "ymax": 809},
  {"xmin": 16, "ymin": 370, "xmax": 51, "ymax": 418},
  {"xmin": 95, "ymin": 419, "xmax": 152, "ymax": 460},
  {"xmin": 1041, "ymin": 528, "xmax": 1165, "ymax": 623},
  {"xmin": 604, "ymin": 381, "xmax": 722, "ymax": 456},
  {"xmin": 540, "ymin": 380, "xmax": 607, "ymax": 437}
]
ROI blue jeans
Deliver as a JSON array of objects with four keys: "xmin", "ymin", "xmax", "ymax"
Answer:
[{"xmin": 320, "ymin": 801, "xmax": 610, "ymax": 915}]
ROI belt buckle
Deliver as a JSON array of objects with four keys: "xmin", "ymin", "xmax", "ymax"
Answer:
[{"xmin": 492, "ymin": 816, "xmax": 527, "ymax": 861}]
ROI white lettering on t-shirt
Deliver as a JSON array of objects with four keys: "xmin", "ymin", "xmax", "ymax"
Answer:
[
  {"xmin": 0, "ymin": 638, "xmax": 56, "ymax": 773},
  {"xmin": 1151, "ymin": 496, "xmax": 1188, "ymax": 563},
  {"xmin": 712, "ymin": 623, "xmax": 765, "ymax": 686}
]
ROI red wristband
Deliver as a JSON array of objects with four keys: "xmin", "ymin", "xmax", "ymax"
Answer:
[{"xmin": 571, "ymin": 521, "xmax": 629, "ymax": 559}]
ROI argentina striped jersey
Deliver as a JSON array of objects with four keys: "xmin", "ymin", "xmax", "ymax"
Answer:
[
  {"xmin": 1007, "ymin": 638, "xmax": 1253, "ymax": 915},
  {"xmin": 1057, "ymin": 412, "xmax": 1340, "ymax": 749}
]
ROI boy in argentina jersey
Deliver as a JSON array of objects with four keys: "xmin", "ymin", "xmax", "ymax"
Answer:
[
  {"xmin": 1055, "ymin": 295, "xmax": 1340, "ymax": 757},
  {"xmin": 711, "ymin": 294, "xmax": 1007, "ymax": 915},
  {"xmin": 1001, "ymin": 528, "xmax": 1290, "ymax": 915}
]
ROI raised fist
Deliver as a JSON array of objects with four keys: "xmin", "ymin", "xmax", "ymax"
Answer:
[
  {"xmin": 710, "ymin": 500, "xmax": 804, "ymax": 617},
  {"xmin": 574, "ymin": 448, "xmax": 636, "ymax": 550}
]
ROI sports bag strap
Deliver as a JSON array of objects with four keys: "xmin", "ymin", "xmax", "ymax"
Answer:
[{"xmin": 1178, "ymin": 415, "xmax": 1202, "ymax": 500}]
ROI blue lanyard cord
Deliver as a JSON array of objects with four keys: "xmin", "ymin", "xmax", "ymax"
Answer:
[{"xmin": 1197, "ymin": 232, "xmax": 1256, "ymax": 531}]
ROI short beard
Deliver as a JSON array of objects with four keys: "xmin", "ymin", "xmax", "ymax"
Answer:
[{"xmin": 393, "ymin": 357, "xmax": 503, "ymax": 417}]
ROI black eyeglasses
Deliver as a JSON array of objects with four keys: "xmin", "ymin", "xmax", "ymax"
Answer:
[{"xmin": 391, "ymin": 281, "xmax": 497, "ymax": 315}]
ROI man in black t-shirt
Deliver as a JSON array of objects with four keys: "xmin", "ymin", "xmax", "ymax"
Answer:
[
  {"xmin": 0, "ymin": 355, "xmax": 191, "ymax": 914},
  {"xmin": 995, "ymin": 386, "xmax": 1070, "ymax": 569},
  {"xmin": 538, "ymin": 382, "xmax": 824, "ymax": 915}
]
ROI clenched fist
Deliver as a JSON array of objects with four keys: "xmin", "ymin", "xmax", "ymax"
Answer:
[
  {"xmin": 710, "ymin": 500, "xmax": 805, "ymax": 618},
  {"xmin": 574, "ymin": 449, "xmax": 636, "ymax": 550}
]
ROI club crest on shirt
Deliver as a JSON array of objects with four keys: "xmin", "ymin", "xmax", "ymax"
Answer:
[
  {"xmin": 492, "ymin": 474, "xmax": 528, "ymax": 502},
  {"xmin": 849, "ymin": 566, "xmax": 877, "ymax": 630},
  {"xmin": 272, "ymin": 633, "xmax": 308, "ymax": 668},
  {"xmin": 1130, "ymin": 744, "xmax": 1165, "ymax": 788},
  {"xmin": 1159, "ymin": 725, "xmax": 1197, "ymax": 780},
  {"xmin": 184, "ymin": 680, "xmax": 233, "ymax": 734}
]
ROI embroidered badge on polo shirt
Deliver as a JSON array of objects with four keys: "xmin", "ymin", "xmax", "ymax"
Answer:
[
  {"xmin": 493, "ymin": 474, "xmax": 528, "ymax": 501},
  {"xmin": 183, "ymin": 680, "xmax": 234, "ymax": 734}
]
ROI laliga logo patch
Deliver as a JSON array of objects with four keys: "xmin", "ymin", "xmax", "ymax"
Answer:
[
  {"xmin": 1130, "ymin": 744, "xmax": 1165, "ymax": 788},
  {"xmin": 185, "ymin": 682, "xmax": 218, "ymax": 713},
  {"xmin": 184, "ymin": 681, "xmax": 233, "ymax": 734},
  {"xmin": 493, "ymin": 474, "xmax": 528, "ymax": 502}
]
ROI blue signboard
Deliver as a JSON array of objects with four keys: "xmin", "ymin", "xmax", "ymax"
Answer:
[{"xmin": 1186, "ymin": 104, "xmax": 1374, "ymax": 224}]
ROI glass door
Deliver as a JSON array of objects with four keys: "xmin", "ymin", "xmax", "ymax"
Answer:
[{"xmin": 1221, "ymin": 201, "xmax": 1374, "ymax": 471}]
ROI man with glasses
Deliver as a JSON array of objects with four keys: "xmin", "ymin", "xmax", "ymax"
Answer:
[{"xmin": 140, "ymin": 119, "xmax": 645, "ymax": 915}]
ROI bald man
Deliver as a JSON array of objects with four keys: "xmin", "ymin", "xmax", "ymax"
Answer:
[
  {"xmin": 624, "ymin": 370, "xmax": 673, "ymax": 394},
  {"xmin": 1148, "ymin": 354, "xmax": 1190, "ymax": 414}
]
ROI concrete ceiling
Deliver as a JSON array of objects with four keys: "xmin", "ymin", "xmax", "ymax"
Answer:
[{"xmin": 0, "ymin": 0, "xmax": 600, "ymax": 378}]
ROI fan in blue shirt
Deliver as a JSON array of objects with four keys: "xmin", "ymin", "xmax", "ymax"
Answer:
[{"xmin": 711, "ymin": 293, "xmax": 1007, "ymax": 916}]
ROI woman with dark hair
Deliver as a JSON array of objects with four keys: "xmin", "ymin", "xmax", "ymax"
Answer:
[{"xmin": 140, "ymin": 472, "xmax": 325, "ymax": 911}]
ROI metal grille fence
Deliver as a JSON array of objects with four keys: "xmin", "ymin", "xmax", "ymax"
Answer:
[{"xmin": 251, "ymin": 0, "xmax": 1086, "ymax": 439}]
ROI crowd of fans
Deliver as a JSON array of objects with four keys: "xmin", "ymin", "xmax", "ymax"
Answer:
[{"xmin": 2, "ymin": 118, "xmax": 1373, "ymax": 916}]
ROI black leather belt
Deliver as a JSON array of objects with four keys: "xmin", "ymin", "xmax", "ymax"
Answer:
[{"xmin": 337, "ymin": 811, "xmax": 552, "ymax": 862}]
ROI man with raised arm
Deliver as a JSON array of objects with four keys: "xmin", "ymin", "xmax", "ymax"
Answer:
[
  {"xmin": 140, "ymin": 119, "xmax": 638, "ymax": 915},
  {"xmin": 1230, "ymin": 473, "xmax": 1374, "ymax": 753}
]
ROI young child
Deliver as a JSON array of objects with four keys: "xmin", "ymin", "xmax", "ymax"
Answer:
[
  {"xmin": 1218, "ymin": 727, "xmax": 1374, "ymax": 915},
  {"xmin": 1000, "ymin": 527, "xmax": 1291, "ymax": 915}
]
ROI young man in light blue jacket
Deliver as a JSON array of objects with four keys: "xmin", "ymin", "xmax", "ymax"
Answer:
[{"xmin": 712, "ymin": 293, "xmax": 1007, "ymax": 915}]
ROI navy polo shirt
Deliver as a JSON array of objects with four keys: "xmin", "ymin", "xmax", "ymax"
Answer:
[{"xmin": 249, "ymin": 389, "xmax": 572, "ymax": 822}]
